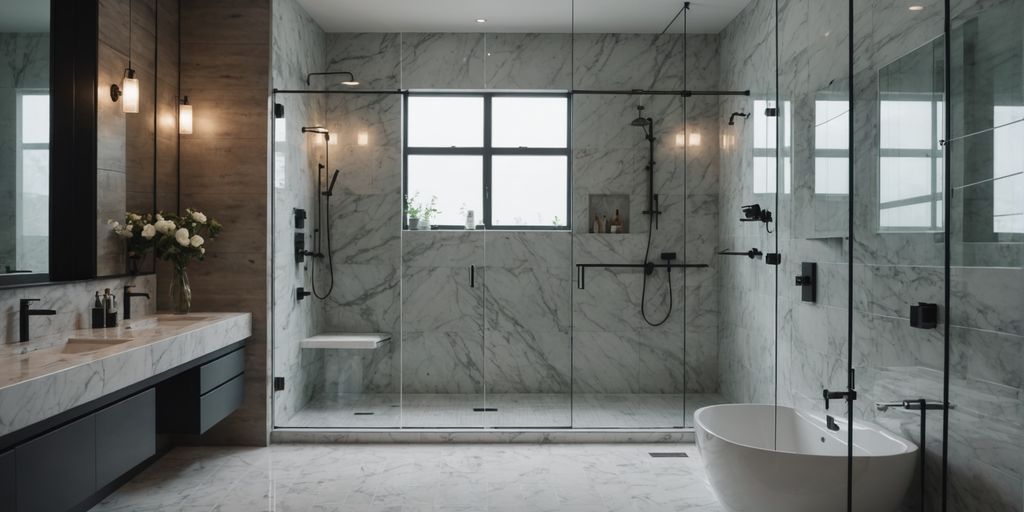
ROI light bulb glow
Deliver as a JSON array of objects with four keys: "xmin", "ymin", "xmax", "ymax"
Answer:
[
  {"xmin": 179, "ymin": 101, "xmax": 193, "ymax": 135},
  {"xmin": 328, "ymin": 132, "xmax": 338, "ymax": 145},
  {"xmin": 357, "ymin": 131, "xmax": 369, "ymax": 146},
  {"xmin": 688, "ymin": 133, "xmax": 702, "ymax": 146},
  {"xmin": 122, "ymin": 74, "xmax": 139, "ymax": 114},
  {"xmin": 675, "ymin": 133, "xmax": 686, "ymax": 147}
]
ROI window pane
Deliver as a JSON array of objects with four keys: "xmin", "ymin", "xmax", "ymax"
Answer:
[
  {"xmin": 406, "ymin": 155, "xmax": 483, "ymax": 226},
  {"xmin": 880, "ymin": 157, "xmax": 933, "ymax": 203},
  {"xmin": 880, "ymin": 202, "xmax": 932, "ymax": 228},
  {"xmin": 491, "ymin": 156, "xmax": 568, "ymax": 226},
  {"xmin": 21, "ymin": 150, "xmax": 49, "ymax": 196},
  {"xmin": 21, "ymin": 94, "xmax": 49, "ymax": 144},
  {"xmin": 814, "ymin": 157, "xmax": 849, "ymax": 194},
  {"xmin": 815, "ymin": 101, "xmax": 849, "ymax": 150},
  {"xmin": 492, "ymin": 97, "xmax": 568, "ymax": 148},
  {"xmin": 880, "ymin": 100, "xmax": 933, "ymax": 150},
  {"xmin": 407, "ymin": 96, "xmax": 483, "ymax": 148}
]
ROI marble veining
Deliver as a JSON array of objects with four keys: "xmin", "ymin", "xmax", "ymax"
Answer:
[{"xmin": 0, "ymin": 312, "xmax": 251, "ymax": 436}]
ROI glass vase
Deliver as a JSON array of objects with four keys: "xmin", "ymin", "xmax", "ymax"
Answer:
[{"xmin": 170, "ymin": 266, "xmax": 192, "ymax": 314}]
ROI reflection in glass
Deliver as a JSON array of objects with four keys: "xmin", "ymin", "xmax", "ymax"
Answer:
[
  {"xmin": 992, "ymin": 108, "xmax": 1024, "ymax": 234},
  {"xmin": 15, "ymin": 92, "xmax": 49, "ymax": 272},
  {"xmin": 753, "ymin": 99, "xmax": 791, "ymax": 194},
  {"xmin": 814, "ymin": 99, "xmax": 849, "ymax": 195},
  {"xmin": 878, "ymin": 39, "xmax": 944, "ymax": 232}
]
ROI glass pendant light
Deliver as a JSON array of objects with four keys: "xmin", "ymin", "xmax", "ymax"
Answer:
[{"xmin": 110, "ymin": 0, "xmax": 140, "ymax": 113}]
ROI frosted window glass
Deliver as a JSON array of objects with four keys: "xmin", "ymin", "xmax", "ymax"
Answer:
[
  {"xmin": 492, "ymin": 97, "xmax": 568, "ymax": 148},
  {"xmin": 491, "ymin": 156, "xmax": 568, "ymax": 226},
  {"xmin": 408, "ymin": 97, "xmax": 483, "ymax": 148},
  {"xmin": 21, "ymin": 94, "xmax": 49, "ymax": 144},
  {"xmin": 406, "ymin": 155, "xmax": 483, "ymax": 226}
]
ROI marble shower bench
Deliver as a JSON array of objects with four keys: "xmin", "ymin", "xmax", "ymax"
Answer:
[{"xmin": 0, "ymin": 312, "xmax": 251, "ymax": 512}]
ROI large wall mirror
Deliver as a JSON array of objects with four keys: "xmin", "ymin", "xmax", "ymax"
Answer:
[
  {"xmin": 0, "ymin": 0, "xmax": 51, "ymax": 281},
  {"xmin": 0, "ymin": 0, "xmax": 178, "ymax": 286}
]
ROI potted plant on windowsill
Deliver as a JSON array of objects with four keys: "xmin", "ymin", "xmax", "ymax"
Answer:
[
  {"xmin": 404, "ymin": 194, "xmax": 421, "ymax": 230},
  {"xmin": 418, "ymin": 196, "xmax": 440, "ymax": 230}
]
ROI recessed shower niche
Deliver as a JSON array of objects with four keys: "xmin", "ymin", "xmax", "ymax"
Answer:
[{"xmin": 588, "ymin": 194, "xmax": 630, "ymax": 234}]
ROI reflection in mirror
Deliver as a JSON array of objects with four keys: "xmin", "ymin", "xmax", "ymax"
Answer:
[
  {"xmin": 949, "ymin": 1, "xmax": 1023, "ymax": 266},
  {"xmin": 878, "ymin": 38, "xmax": 945, "ymax": 233},
  {"xmin": 0, "ymin": 0, "xmax": 50, "ymax": 277}
]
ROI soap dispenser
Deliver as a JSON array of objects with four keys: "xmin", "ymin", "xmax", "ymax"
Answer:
[
  {"xmin": 92, "ymin": 291, "xmax": 105, "ymax": 328},
  {"xmin": 103, "ymin": 288, "xmax": 118, "ymax": 328}
]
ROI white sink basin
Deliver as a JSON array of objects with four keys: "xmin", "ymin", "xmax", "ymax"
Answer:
[{"xmin": 63, "ymin": 336, "xmax": 135, "ymax": 354}]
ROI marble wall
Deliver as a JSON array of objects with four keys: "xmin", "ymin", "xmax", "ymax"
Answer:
[
  {"xmin": 288, "ymin": 32, "xmax": 722, "ymax": 411},
  {"xmin": 270, "ymin": 0, "xmax": 326, "ymax": 425},
  {"xmin": 717, "ymin": 0, "xmax": 1024, "ymax": 510},
  {"xmin": 179, "ymin": 0, "xmax": 272, "ymax": 445},
  {"xmin": 0, "ymin": 33, "xmax": 49, "ymax": 273},
  {"xmin": 0, "ymin": 275, "xmax": 156, "ymax": 345}
]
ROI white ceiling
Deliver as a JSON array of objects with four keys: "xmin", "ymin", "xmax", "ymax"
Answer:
[
  {"xmin": 295, "ymin": 0, "xmax": 752, "ymax": 34},
  {"xmin": 0, "ymin": 0, "xmax": 49, "ymax": 32}
]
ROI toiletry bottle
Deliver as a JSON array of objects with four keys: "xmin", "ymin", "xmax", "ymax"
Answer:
[
  {"xmin": 611, "ymin": 209, "xmax": 622, "ymax": 233},
  {"xmin": 465, "ymin": 210, "xmax": 475, "ymax": 230},
  {"xmin": 103, "ymin": 288, "xmax": 118, "ymax": 328},
  {"xmin": 592, "ymin": 214, "xmax": 601, "ymax": 234},
  {"xmin": 92, "ymin": 291, "xmax": 105, "ymax": 328},
  {"xmin": 602, "ymin": 215, "xmax": 609, "ymax": 234}
]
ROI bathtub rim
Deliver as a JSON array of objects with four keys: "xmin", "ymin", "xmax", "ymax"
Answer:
[{"xmin": 694, "ymin": 403, "xmax": 918, "ymax": 459}]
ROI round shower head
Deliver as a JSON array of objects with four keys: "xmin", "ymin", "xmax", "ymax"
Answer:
[{"xmin": 630, "ymin": 106, "xmax": 650, "ymax": 127}]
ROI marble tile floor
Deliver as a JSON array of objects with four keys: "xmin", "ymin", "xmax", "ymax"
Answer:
[
  {"xmin": 90, "ymin": 442, "xmax": 724, "ymax": 512},
  {"xmin": 284, "ymin": 393, "xmax": 726, "ymax": 429}
]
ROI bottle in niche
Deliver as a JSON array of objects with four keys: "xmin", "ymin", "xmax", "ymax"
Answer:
[
  {"xmin": 610, "ymin": 209, "xmax": 623, "ymax": 233},
  {"xmin": 602, "ymin": 215, "xmax": 609, "ymax": 234},
  {"xmin": 593, "ymin": 214, "xmax": 603, "ymax": 234}
]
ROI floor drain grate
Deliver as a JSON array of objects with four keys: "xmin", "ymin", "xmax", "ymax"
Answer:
[
  {"xmin": 649, "ymin": 452, "xmax": 688, "ymax": 458},
  {"xmin": 353, "ymin": 412, "xmax": 375, "ymax": 416},
  {"xmin": 472, "ymin": 407, "xmax": 498, "ymax": 412}
]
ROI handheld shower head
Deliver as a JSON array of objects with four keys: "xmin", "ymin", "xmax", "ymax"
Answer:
[{"xmin": 324, "ymin": 170, "xmax": 340, "ymax": 197}]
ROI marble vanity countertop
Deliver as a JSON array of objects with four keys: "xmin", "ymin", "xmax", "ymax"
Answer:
[{"xmin": 0, "ymin": 312, "xmax": 251, "ymax": 437}]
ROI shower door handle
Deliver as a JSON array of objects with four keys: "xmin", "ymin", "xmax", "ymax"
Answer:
[{"xmin": 470, "ymin": 265, "xmax": 475, "ymax": 288}]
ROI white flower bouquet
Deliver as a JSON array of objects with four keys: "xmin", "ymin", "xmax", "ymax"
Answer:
[{"xmin": 112, "ymin": 209, "xmax": 222, "ymax": 313}]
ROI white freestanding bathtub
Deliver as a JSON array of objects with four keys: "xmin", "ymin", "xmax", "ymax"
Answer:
[{"xmin": 695, "ymin": 404, "xmax": 917, "ymax": 512}]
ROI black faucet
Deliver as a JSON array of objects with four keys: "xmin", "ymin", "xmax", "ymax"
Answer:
[
  {"xmin": 123, "ymin": 285, "xmax": 151, "ymax": 320},
  {"xmin": 19, "ymin": 299, "xmax": 56, "ymax": 342},
  {"xmin": 823, "ymin": 388, "xmax": 857, "ymax": 410}
]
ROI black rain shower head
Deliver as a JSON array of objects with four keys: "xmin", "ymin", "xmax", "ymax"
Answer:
[
  {"xmin": 630, "ymin": 106, "xmax": 652, "ymax": 127},
  {"xmin": 728, "ymin": 111, "xmax": 751, "ymax": 125},
  {"xmin": 301, "ymin": 126, "xmax": 328, "ymax": 134}
]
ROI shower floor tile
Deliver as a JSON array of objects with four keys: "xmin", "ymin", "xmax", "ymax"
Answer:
[
  {"xmin": 283, "ymin": 393, "xmax": 726, "ymax": 429},
  {"xmin": 90, "ymin": 442, "xmax": 723, "ymax": 511}
]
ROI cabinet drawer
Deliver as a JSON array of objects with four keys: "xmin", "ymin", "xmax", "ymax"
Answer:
[
  {"xmin": 0, "ymin": 450, "xmax": 14, "ymax": 511},
  {"xmin": 200, "ymin": 348, "xmax": 245, "ymax": 395},
  {"xmin": 199, "ymin": 373, "xmax": 245, "ymax": 434},
  {"xmin": 16, "ymin": 416, "xmax": 96, "ymax": 512},
  {"xmin": 95, "ymin": 389, "xmax": 156, "ymax": 488}
]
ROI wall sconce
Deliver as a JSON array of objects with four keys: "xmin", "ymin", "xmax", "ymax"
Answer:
[
  {"xmin": 178, "ymin": 96, "xmax": 193, "ymax": 135},
  {"xmin": 357, "ymin": 131, "xmax": 369, "ymax": 146},
  {"xmin": 110, "ymin": 68, "xmax": 139, "ymax": 113},
  {"xmin": 675, "ymin": 132, "xmax": 686, "ymax": 147},
  {"xmin": 688, "ymin": 133, "xmax": 702, "ymax": 147},
  {"xmin": 110, "ymin": 0, "xmax": 139, "ymax": 114}
]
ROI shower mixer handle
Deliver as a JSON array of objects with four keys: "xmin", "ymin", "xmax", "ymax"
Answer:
[{"xmin": 822, "ymin": 388, "xmax": 856, "ymax": 410}]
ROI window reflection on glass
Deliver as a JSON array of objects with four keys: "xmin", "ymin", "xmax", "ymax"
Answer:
[
  {"xmin": 878, "ymin": 95, "xmax": 943, "ymax": 231},
  {"xmin": 992, "ymin": 107, "xmax": 1024, "ymax": 234},
  {"xmin": 16, "ymin": 91, "xmax": 50, "ymax": 271},
  {"xmin": 752, "ymin": 99, "xmax": 791, "ymax": 194},
  {"xmin": 814, "ymin": 99, "xmax": 849, "ymax": 195}
]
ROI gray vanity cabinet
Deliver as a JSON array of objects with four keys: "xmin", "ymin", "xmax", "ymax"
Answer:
[
  {"xmin": 0, "ymin": 450, "xmax": 15, "ymax": 510},
  {"xmin": 15, "ymin": 416, "xmax": 97, "ymax": 512},
  {"xmin": 95, "ymin": 389, "xmax": 156, "ymax": 487}
]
